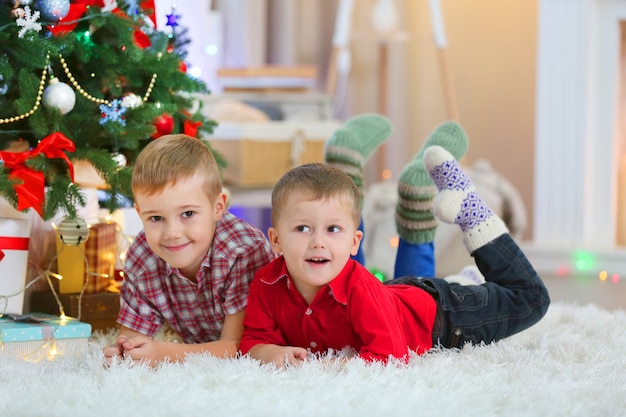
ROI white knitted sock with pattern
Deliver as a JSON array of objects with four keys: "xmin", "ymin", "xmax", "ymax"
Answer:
[{"xmin": 424, "ymin": 145, "xmax": 508, "ymax": 253}]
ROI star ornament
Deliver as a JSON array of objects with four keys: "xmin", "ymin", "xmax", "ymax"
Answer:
[{"xmin": 165, "ymin": 9, "xmax": 179, "ymax": 28}]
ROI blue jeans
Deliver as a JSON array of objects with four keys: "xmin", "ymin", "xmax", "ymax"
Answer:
[
  {"xmin": 394, "ymin": 240, "xmax": 435, "ymax": 278},
  {"xmin": 386, "ymin": 234, "xmax": 550, "ymax": 348}
]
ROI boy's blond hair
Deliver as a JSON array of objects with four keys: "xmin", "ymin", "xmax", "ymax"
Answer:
[
  {"xmin": 132, "ymin": 134, "xmax": 222, "ymax": 199},
  {"xmin": 271, "ymin": 163, "xmax": 361, "ymax": 227}
]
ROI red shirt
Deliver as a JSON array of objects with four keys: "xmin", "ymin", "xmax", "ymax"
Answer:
[
  {"xmin": 118, "ymin": 212, "xmax": 276, "ymax": 343},
  {"xmin": 240, "ymin": 257, "xmax": 437, "ymax": 362}
]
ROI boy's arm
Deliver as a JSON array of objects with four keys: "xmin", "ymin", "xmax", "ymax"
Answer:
[{"xmin": 104, "ymin": 312, "xmax": 244, "ymax": 367}]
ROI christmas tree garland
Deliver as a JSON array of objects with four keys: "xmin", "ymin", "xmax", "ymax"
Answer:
[{"xmin": 0, "ymin": 54, "xmax": 48, "ymax": 125}]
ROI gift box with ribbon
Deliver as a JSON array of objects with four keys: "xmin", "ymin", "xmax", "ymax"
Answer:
[
  {"xmin": 56, "ymin": 222, "xmax": 117, "ymax": 294},
  {"xmin": 0, "ymin": 202, "xmax": 32, "ymax": 315},
  {"xmin": 0, "ymin": 313, "xmax": 91, "ymax": 361}
]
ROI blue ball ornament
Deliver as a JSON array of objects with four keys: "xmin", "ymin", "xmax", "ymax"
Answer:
[{"xmin": 38, "ymin": 0, "xmax": 70, "ymax": 21}]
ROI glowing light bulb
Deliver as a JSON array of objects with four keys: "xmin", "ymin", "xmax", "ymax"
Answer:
[
  {"xmin": 556, "ymin": 265, "xmax": 570, "ymax": 277},
  {"xmin": 205, "ymin": 44, "xmax": 219, "ymax": 55},
  {"xmin": 389, "ymin": 236, "xmax": 399, "ymax": 248},
  {"xmin": 599, "ymin": 270, "xmax": 608, "ymax": 281},
  {"xmin": 188, "ymin": 66, "xmax": 202, "ymax": 78},
  {"xmin": 611, "ymin": 274, "xmax": 620, "ymax": 284},
  {"xmin": 573, "ymin": 251, "xmax": 595, "ymax": 271}
]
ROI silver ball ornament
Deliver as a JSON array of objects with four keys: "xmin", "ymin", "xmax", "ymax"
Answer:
[
  {"xmin": 0, "ymin": 74, "xmax": 7, "ymax": 95},
  {"xmin": 57, "ymin": 217, "xmax": 90, "ymax": 246},
  {"xmin": 43, "ymin": 79, "xmax": 76, "ymax": 115},
  {"xmin": 37, "ymin": 0, "xmax": 70, "ymax": 21},
  {"xmin": 121, "ymin": 93, "xmax": 142, "ymax": 109},
  {"xmin": 111, "ymin": 152, "xmax": 127, "ymax": 168}
]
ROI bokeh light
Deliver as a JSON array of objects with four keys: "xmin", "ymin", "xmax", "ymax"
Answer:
[{"xmin": 573, "ymin": 250, "xmax": 596, "ymax": 271}]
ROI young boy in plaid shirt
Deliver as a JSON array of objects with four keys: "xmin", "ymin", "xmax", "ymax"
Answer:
[{"xmin": 103, "ymin": 134, "xmax": 276, "ymax": 366}]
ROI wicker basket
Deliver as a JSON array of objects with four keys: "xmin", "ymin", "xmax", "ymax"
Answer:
[{"xmin": 208, "ymin": 121, "xmax": 340, "ymax": 187}]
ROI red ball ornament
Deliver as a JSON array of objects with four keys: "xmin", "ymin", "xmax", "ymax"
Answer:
[
  {"xmin": 179, "ymin": 60, "xmax": 187, "ymax": 73},
  {"xmin": 152, "ymin": 113, "xmax": 174, "ymax": 138}
]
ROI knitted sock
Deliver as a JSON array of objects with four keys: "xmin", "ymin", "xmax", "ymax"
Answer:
[
  {"xmin": 395, "ymin": 121, "xmax": 469, "ymax": 244},
  {"xmin": 324, "ymin": 113, "xmax": 392, "ymax": 195},
  {"xmin": 394, "ymin": 160, "xmax": 438, "ymax": 243},
  {"xmin": 414, "ymin": 121, "xmax": 469, "ymax": 163},
  {"xmin": 424, "ymin": 145, "xmax": 508, "ymax": 253}
]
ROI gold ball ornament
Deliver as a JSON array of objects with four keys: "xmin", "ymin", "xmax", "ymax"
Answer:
[{"xmin": 57, "ymin": 217, "xmax": 89, "ymax": 246}]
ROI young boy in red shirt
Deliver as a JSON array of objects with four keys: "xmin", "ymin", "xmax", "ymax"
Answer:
[{"xmin": 240, "ymin": 144, "xmax": 550, "ymax": 366}]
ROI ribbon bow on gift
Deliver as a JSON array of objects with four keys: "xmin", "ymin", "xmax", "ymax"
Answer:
[
  {"xmin": 0, "ymin": 132, "xmax": 76, "ymax": 217},
  {"xmin": 0, "ymin": 237, "xmax": 30, "ymax": 263}
]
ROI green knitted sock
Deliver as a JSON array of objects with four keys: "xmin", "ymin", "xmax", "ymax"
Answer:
[
  {"xmin": 395, "ymin": 160, "xmax": 438, "ymax": 243},
  {"xmin": 324, "ymin": 113, "xmax": 392, "ymax": 195},
  {"xmin": 414, "ymin": 120, "xmax": 469, "ymax": 164},
  {"xmin": 394, "ymin": 121, "xmax": 469, "ymax": 244}
]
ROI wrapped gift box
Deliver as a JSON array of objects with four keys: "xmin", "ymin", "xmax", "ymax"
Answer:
[
  {"xmin": 0, "ymin": 313, "xmax": 91, "ymax": 361},
  {"xmin": 56, "ymin": 222, "xmax": 117, "ymax": 294},
  {"xmin": 29, "ymin": 291, "xmax": 120, "ymax": 333},
  {"xmin": 208, "ymin": 120, "xmax": 340, "ymax": 187},
  {"xmin": 0, "ymin": 203, "xmax": 32, "ymax": 315}
]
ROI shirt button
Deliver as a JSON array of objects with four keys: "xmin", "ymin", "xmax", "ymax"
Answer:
[
  {"xmin": 310, "ymin": 342, "xmax": 317, "ymax": 348},
  {"xmin": 305, "ymin": 308, "xmax": 312, "ymax": 315}
]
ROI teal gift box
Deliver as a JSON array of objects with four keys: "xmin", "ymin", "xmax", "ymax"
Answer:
[{"xmin": 0, "ymin": 313, "xmax": 91, "ymax": 361}]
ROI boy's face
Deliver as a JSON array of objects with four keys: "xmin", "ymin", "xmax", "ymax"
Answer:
[
  {"xmin": 268, "ymin": 192, "xmax": 362, "ymax": 298},
  {"xmin": 134, "ymin": 172, "xmax": 226, "ymax": 281}
]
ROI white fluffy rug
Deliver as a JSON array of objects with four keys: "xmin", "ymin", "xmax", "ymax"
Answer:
[{"xmin": 1, "ymin": 302, "xmax": 625, "ymax": 417}]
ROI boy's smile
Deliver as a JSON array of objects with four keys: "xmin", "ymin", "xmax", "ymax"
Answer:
[{"xmin": 134, "ymin": 172, "xmax": 226, "ymax": 281}]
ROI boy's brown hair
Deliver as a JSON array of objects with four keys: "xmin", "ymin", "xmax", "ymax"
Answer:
[
  {"xmin": 271, "ymin": 163, "xmax": 361, "ymax": 227},
  {"xmin": 132, "ymin": 134, "xmax": 222, "ymax": 199}
]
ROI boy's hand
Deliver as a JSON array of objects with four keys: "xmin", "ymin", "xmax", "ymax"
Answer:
[
  {"xmin": 249, "ymin": 344, "xmax": 309, "ymax": 368},
  {"xmin": 102, "ymin": 335, "xmax": 127, "ymax": 365},
  {"xmin": 117, "ymin": 334, "xmax": 164, "ymax": 366},
  {"xmin": 102, "ymin": 327, "xmax": 159, "ymax": 367}
]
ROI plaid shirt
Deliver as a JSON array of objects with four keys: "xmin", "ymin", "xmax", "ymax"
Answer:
[{"xmin": 117, "ymin": 211, "xmax": 276, "ymax": 343}]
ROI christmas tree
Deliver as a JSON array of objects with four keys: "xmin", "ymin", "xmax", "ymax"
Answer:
[{"xmin": 0, "ymin": 0, "xmax": 222, "ymax": 220}]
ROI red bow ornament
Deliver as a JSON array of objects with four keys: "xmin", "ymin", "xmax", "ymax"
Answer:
[{"xmin": 0, "ymin": 133, "xmax": 76, "ymax": 217}]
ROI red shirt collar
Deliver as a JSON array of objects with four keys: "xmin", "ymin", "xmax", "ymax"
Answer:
[{"xmin": 260, "ymin": 256, "xmax": 357, "ymax": 305}]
